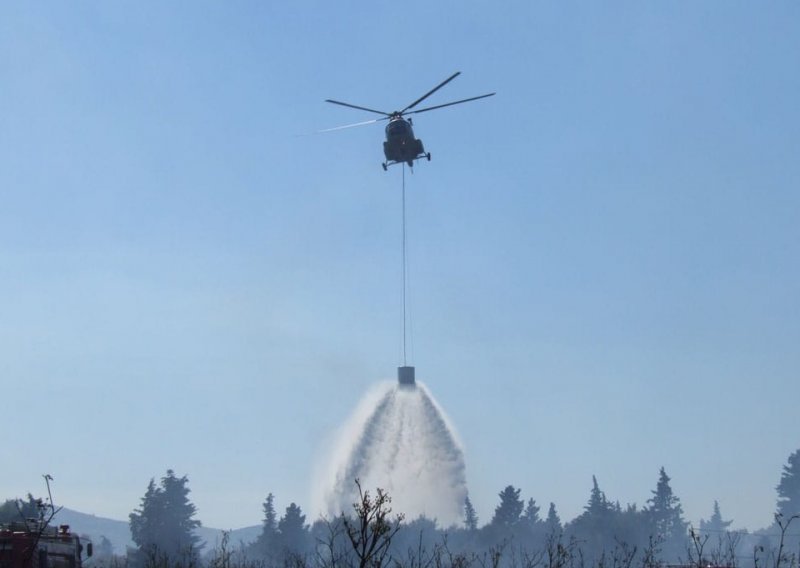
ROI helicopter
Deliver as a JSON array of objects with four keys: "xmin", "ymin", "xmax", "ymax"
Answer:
[{"xmin": 324, "ymin": 72, "xmax": 494, "ymax": 171}]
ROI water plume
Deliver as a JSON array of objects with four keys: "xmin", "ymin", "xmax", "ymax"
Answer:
[{"xmin": 314, "ymin": 380, "xmax": 467, "ymax": 527}]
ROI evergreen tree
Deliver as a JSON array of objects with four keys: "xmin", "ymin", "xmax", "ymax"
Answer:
[
  {"xmin": 545, "ymin": 502, "xmax": 561, "ymax": 533},
  {"xmin": 129, "ymin": 479, "xmax": 161, "ymax": 554},
  {"xmin": 263, "ymin": 493, "xmax": 278, "ymax": 533},
  {"xmin": 277, "ymin": 502, "xmax": 309, "ymax": 556},
  {"xmin": 521, "ymin": 498, "xmax": 541, "ymax": 530},
  {"xmin": 252, "ymin": 493, "xmax": 278, "ymax": 558},
  {"xmin": 699, "ymin": 501, "xmax": 732, "ymax": 533},
  {"xmin": 776, "ymin": 449, "xmax": 800, "ymax": 519},
  {"xmin": 464, "ymin": 496, "xmax": 478, "ymax": 531},
  {"xmin": 585, "ymin": 476, "xmax": 610, "ymax": 516},
  {"xmin": 129, "ymin": 470, "xmax": 201, "ymax": 565},
  {"xmin": 490, "ymin": 486, "xmax": 523, "ymax": 529},
  {"xmin": 643, "ymin": 467, "xmax": 687, "ymax": 559},
  {"xmin": 566, "ymin": 476, "xmax": 615, "ymax": 559},
  {"xmin": 0, "ymin": 495, "xmax": 41, "ymax": 524}
]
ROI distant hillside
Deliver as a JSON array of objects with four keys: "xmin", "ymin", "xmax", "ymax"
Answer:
[
  {"xmin": 51, "ymin": 508, "xmax": 133, "ymax": 554},
  {"xmin": 50, "ymin": 508, "xmax": 260, "ymax": 556}
]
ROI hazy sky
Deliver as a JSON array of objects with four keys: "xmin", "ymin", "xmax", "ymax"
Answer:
[{"xmin": 2, "ymin": 2, "xmax": 799, "ymax": 532}]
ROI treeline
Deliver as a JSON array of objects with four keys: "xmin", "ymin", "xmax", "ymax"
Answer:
[
  {"xmin": 3, "ymin": 451, "xmax": 799, "ymax": 568},
  {"xmin": 123, "ymin": 449, "xmax": 800, "ymax": 568}
]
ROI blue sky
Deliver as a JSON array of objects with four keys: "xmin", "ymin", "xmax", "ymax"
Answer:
[{"xmin": 2, "ymin": 2, "xmax": 799, "ymax": 531}]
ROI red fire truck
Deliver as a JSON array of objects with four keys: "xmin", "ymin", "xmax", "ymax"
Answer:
[{"xmin": 0, "ymin": 522, "xmax": 92, "ymax": 568}]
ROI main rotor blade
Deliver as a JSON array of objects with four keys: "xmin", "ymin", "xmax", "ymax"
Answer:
[
  {"xmin": 317, "ymin": 117, "xmax": 387, "ymax": 133},
  {"xmin": 400, "ymin": 72, "xmax": 461, "ymax": 114},
  {"xmin": 405, "ymin": 92, "xmax": 496, "ymax": 115},
  {"xmin": 325, "ymin": 99, "xmax": 391, "ymax": 116}
]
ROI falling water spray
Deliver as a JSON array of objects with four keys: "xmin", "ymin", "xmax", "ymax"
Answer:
[{"xmin": 313, "ymin": 380, "xmax": 467, "ymax": 527}]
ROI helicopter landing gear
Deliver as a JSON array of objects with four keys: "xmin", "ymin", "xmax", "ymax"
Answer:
[{"xmin": 382, "ymin": 162, "xmax": 388, "ymax": 171}]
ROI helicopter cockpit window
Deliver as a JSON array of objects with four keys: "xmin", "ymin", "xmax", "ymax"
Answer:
[{"xmin": 387, "ymin": 121, "xmax": 408, "ymax": 136}]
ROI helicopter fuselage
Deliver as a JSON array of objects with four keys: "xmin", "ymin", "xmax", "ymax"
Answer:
[{"xmin": 382, "ymin": 117, "xmax": 430, "ymax": 170}]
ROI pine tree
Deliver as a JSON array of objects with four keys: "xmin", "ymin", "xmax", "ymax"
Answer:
[
  {"xmin": 569, "ymin": 476, "xmax": 614, "ymax": 529},
  {"xmin": 699, "ymin": 501, "xmax": 732, "ymax": 533},
  {"xmin": 159, "ymin": 470, "xmax": 201, "ymax": 551},
  {"xmin": 0, "ymin": 495, "xmax": 41, "ymax": 524},
  {"xmin": 585, "ymin": 476, "xmax": 610, "ymax": 516},
  {"xmin": 776, "ymin": 449, "xmax": 800, "ymax": 520},
  {"xmin": 545, "ymin": 502, "xmax": 561, "ymax": 533},
  {"xmin": 490, "ymin": 486, "xmax": 524, "ymax": 528},
  {"xmin": 129, "ymin": 479, "xmax": 161, "ymax": 554},
  {"xmin": 522, "ymin": 498, "xmax": 541, "ymax": 530},
  {"xmin": 464, "ymin": 495, "xmax": 478, "ymax": 531},
  {"xmin": 565, "ymin": 476, "xmax": 617, "ymax": 563},
  {"xmin": 644, "ymin": 467, "xmax": 687, "ymax": 559},
  {"xmin": 252, "ymin": 493, "xmax": 278, "ymax": 557},
  {"xmin": 129, "ymin": 470, "xmax": 201, "ymax": 565},
  {"xmin": 278, "ymin": 502, "xmax": 309, "ymax": 555},
  {"xmin": 263, "ymin": 493, "xmax": 278, "ymax": 533}
]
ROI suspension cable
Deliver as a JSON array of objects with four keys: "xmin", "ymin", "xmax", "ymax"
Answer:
[{"xmin": 402, "ymin": 164, "xmax": 407, "ymax": 366}]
